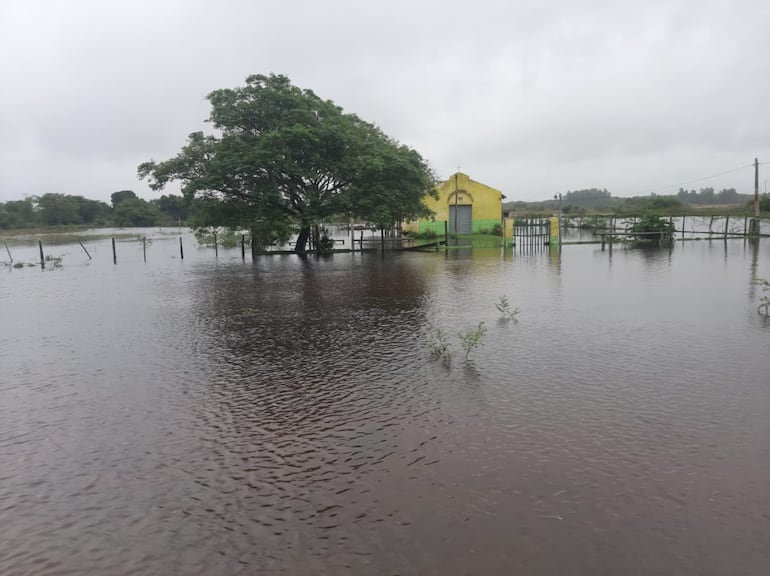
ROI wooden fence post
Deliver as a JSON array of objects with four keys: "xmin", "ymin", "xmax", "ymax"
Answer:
[{"xmin": 78, "ymin": 241, "xmax": 92, "ymax": 260}]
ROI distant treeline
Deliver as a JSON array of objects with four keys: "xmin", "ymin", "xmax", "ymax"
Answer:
[
  {"xmin": 4, "ymin": 186, "xmax": 769, "ymax": 230},
  {"xmin": 0, "ymin": 190, "xmax": 189, "ymax": 229},
  {"xmin": 505, "ymin": 187, "xmax": 769, "ymax": 215}
]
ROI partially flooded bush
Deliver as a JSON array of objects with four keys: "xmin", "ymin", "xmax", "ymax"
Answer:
[
  {"xmin": 426, "ymin": 328, "xmax": 452, "ymax": 364},
  {"xmin": 459, "ymin": 321, "xmax": 486, "ymax": 360},
  {"xmin": 495, "ymin": 295, "xmax": 519, "ymax": 320}
]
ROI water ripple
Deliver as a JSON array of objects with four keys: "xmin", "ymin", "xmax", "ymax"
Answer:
[{"xmin": 0, "ymin": 243, "xmax": 769, "ymax": 574}]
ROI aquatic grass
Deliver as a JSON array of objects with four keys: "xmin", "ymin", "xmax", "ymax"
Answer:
[{"xmin": 446, "ymin": 233, "xmax": 502, "ymax": 249}]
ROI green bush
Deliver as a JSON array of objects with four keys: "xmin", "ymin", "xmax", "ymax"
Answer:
[
  {"xmin": 316, "ymin": 229, "xmax": 334, "ymax": 257},
  {"xmin": 641, "ymin": 196, "xmax": 683, "ymax": 212},
  {"xmin": 194, "ymin": 227, "xmax": 242, "ymax": 248},
  {"xmin": 495, "ymin": 295, "xmax": 519, "ymax": 320},
  {"xmin": 459, "ymin": 322, "xmax": 486, "ymax": 360},
  {"xmin": 426, "ymin": 329, "xmax": 452, "ymax": 364},
  {"xmin": 628, "ymin": 214, "xmax": 675, "ymax": 242},
  {"xmin": 414, "ymin": 229, "xmax": 438, "ymax": 239}
]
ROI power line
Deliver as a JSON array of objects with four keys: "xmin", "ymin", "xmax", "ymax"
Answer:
[{"xmin": 637, "ymin": 163, "xmax": 754, "ymax": 196}]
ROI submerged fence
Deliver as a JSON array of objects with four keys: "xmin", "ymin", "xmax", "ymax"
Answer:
[
  {"xmin": 563, "ymin": 214, "xmax": 770, "ymax": 245},
  {"xmin": 0, "ymin": 226, "xmax": 404, "ymax": 269},
  {"xmin": 3, "ymin": 216, "xmax": 769, "ymax": 269}
]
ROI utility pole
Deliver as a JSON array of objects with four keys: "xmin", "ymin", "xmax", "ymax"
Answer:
[
  {"xmin": 750, "ymin": 158, "xmax": 760, "ymax": 237},
  {"xmin": 454, "ymin": 172, "xmax": 459, "ymax": 234},
  {"xmin": 754, "ymin": 157, "xmax": 760, "ymax": 218}
]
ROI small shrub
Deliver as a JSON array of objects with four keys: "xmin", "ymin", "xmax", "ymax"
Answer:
[
  {"xmin": 194, "ymin": 227, "xmax": 242, "ymax": 248},
  {"xmin": 628, "ymin": 214, "xmax": 675, "ymax": 243},
  {"xmin": 426, "ymin": 329, "xmax": 452, "ymax": 364},
  {"xmin": 415, "ymin": 229, "xmax": 438, "ymax": 240},
  {"xmin": 459, "ymin": 321, "xmax": 486, "ymax": 360},
  {"xmin": 316, "ymin": 228, "xmax": 334, "ymax": 257},
  {"xmin": 491, "ymin": 223, "xmax": 503, "ymax": 236},
  {"xmin": 495, "ymin": 295, "xmax": 519, "ymax": 320}
]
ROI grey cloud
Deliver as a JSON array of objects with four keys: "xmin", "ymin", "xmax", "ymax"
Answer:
[{"xmin": 1, "ymin": 0, "xmax": 769, "ymax": 202}]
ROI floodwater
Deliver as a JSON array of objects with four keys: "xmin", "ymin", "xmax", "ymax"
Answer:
[{"xmin": 1, "ymin": 229, "xmax": 769, "ymax": 575}]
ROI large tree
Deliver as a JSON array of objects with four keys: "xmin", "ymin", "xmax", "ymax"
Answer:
[
  {"xmin": 138, "ymin": 74, "xmax": 435, "ymax": 253},
  {"xmin": 112, "ymin": 197, "xmax": 163, "ymax": 227},
  {"xmin": 36, "ymin": 193, "xmax": 82, "ymax": 225},
  {"xmin": 110, "ymin": 190, "xmax": 139, "ymax": 208}
]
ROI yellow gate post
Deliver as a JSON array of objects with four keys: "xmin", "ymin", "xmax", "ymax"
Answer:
[
  {"xmin": 549, "ymin": 216, "xmax": 560, "ymax": 246},
  {"xmin": 504, "ymin": 217, "xmax": 514, "ymax": 247}
]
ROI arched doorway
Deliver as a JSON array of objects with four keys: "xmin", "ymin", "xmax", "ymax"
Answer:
[{"xmin": 448, "ymin": 191, "xmax": 473, "ymax": 234}]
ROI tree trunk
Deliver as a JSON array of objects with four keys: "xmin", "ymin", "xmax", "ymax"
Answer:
[{"xmin": 296, "ymin": 226, "xmax": 310, "ymax": 254}]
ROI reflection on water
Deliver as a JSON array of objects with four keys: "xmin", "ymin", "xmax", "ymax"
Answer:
[{"xmin": 1, "ymin": 237, "xmax": 769, "ymax": 575}]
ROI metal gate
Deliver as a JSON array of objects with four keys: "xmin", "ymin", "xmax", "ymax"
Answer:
[
  {"xmin": 513, "ymin": 219, "xmax": 551, "ymax": 250},
  {"xmin": 448, "ymin": 205, "xmax": 472, "ymax": 234}
]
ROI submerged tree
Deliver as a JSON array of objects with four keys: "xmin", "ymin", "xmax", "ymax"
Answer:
[{"xmin": 138, "ymin": 74, "xmax": 435, "ymax": 253}]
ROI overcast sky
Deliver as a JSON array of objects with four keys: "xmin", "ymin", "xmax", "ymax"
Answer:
[{"xmin": 1, "ymin": 0, "xmax": 769, "ymax": 203}]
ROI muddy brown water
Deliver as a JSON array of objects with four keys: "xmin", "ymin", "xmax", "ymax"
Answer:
[{"xmin": 1, "ymin": 232, "xmax": 769, "ymax": 575}]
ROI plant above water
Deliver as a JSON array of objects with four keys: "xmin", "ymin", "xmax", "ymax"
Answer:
[
  {"xmin": 628, "ymin": 213, "xmax": 675, "ymax": 243},
  {"xmin": 495, "ymin": 295, "xmax": 519, "ymax": 320},
  {"xmin": 756, "ymin": 277, "xmax": 770, "ymax": 316},
  {"xmin": 45, "ymin": 254, "xmax": 63, "ymax": 269},
  {"xmin": 316, "ymin": 228, "xmax": 334, "ymax": 257},
  {"xmin": 459, "ymin": 321, "xmax": 486, "ymax": 360},
  {"xmin": 426, "ymin": 328, "xmax": 452, "ymax": 364},
  {"xmin": 194, "ymin": 226, "xmax": 242, "ymax": 248}
]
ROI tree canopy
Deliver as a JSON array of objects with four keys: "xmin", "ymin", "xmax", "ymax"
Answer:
[
  {"xmin": 0, "ymin": 192, "xmax": 188, "ymax": 230},
  {"xmin": 138, "ymin": 74, "xmax": 436, "ymax": 253},
  {"xmin": 110, "ymin": 190, "xmax": 139, "ymax": 208}
]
